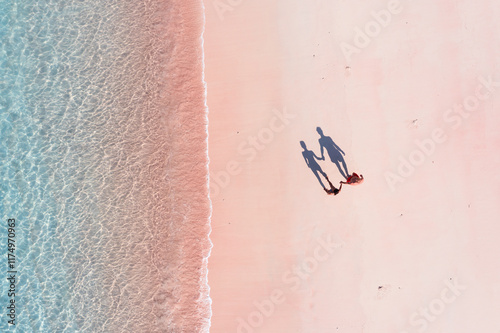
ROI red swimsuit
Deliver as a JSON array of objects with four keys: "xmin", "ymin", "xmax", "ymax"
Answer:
[{"xmin": 346, "ymin": 173, "xmax": 363, "ymax": 185}]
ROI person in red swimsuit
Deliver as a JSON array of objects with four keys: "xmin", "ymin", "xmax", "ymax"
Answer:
[{"xmin": 340, "ymin": 172, "xmax": 364, "ymax": 186}]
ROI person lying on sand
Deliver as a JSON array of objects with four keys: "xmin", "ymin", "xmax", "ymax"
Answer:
[
  {"xmin": 340, "ymin": 172, "xmax": 364, "ymax": 186},
  {"xmin": 324, "ymin": 178, "xmax": 342, "ymax": 195}
]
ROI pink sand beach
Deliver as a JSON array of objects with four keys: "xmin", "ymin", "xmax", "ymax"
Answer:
[{"xmin": 203, "ymin": 0, "xmax": 500, "ymax": 332}]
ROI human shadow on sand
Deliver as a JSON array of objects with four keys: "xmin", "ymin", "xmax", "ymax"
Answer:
[
  {"xmin": 300, "ymin": 140, "xmax": 329, "ymax": 189},
  {"xmin": 316, "ymin": 127, "xmax": 349, "ymax": 180}
]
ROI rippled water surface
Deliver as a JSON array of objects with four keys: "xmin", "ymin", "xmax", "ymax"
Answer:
[{"xmin": 0, "ymin": 1, "xmax": 211, "ymax": 332}]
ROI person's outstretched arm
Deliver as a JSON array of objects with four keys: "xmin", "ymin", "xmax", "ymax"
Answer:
[
  {"xmin": 319, "ymin": 142, "xmax": 325, "ymax": 160},
  {"xmin": 333, "ymin": 141, "xmax": 345, "ymax": 155}
]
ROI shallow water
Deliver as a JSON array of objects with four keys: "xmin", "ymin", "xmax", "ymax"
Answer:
[{"xmin": 0, "ymin": 1, "xmax": 211, "ymax": 331}]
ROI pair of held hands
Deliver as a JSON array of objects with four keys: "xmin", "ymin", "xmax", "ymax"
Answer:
[{"xmin": 317, "ymin": 151, "xmax": 345, "ymax": 161}]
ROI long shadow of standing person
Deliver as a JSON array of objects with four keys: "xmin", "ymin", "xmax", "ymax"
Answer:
[
  {"xmin": 317, "ymin": 127, "xmax": 349, "ymax": 179},
  {"xmin": 300, "ymin": 141, "xmax": 329, "ymax": 190}
]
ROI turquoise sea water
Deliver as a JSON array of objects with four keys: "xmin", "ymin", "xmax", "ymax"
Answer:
[{"xmin": 1, "ymin": 1, "xmax": 211, "ymax": 332}]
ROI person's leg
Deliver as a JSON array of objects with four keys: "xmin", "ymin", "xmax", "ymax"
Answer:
[
  {"xmin": 331, "ymin": 181, "xmax": 341, "ymax": 195},
  {"xmin": 334, "ymin": 160, "xmax": 348, "ymax": 179},
  {"xmin": 315, "ymin": 164, "xmax": 329, "ymax": 181},
  {"xmin": 313, "ymin": 170, "xmax": 326, "ymax": 189},
  {"xmin": 326, "ymin": 178, "xmax": 334, "ymax": 190},
  {"xmin": 340, "ymin": 157, "xmax": 349, "ymax": 179}
]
